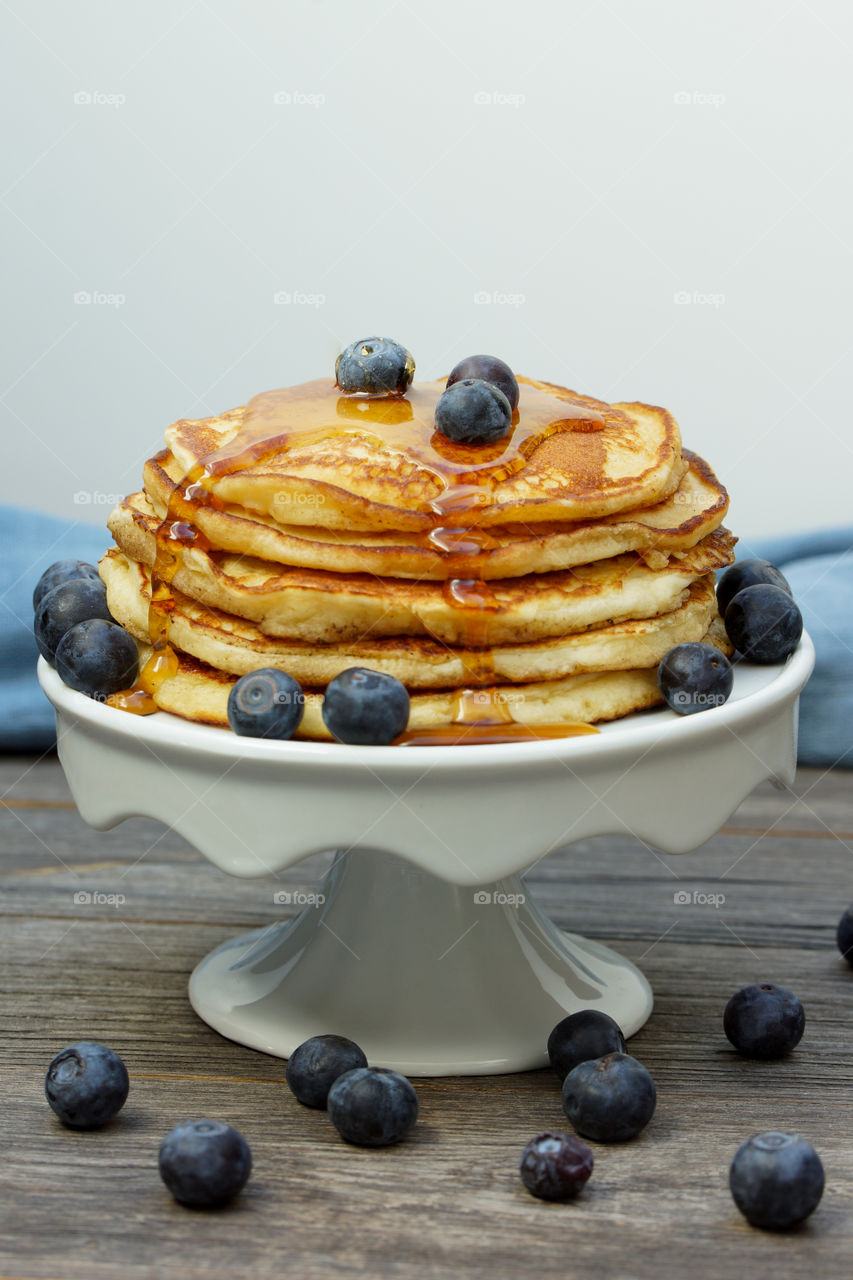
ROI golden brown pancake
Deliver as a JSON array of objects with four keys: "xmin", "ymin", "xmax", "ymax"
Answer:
[
  {"xmin": 127, "ymin": 614, "xmax": 733, "ymax": 739},
  {"xmin": 101, "ymin": 549, "xmax": 723, "ymax": 689},
  {"xmin": 138, "ymin": 447, "xmax": 728, "ymax": 579},
  {"xmin": 164, "ymin": 377, "xmax": 686, "ymax": 531},
  {"xmin": 106, "ymin": 499, "xmax": 735, "ymax": 645}
]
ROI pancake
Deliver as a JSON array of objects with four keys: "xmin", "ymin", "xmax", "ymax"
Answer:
[
  {"xmin": 107, "ymin": 495, "xmax": 735, "ymax": 644},
  {"xmin": 140, "ymin": 447, "xmax": 728, "ymax": 579},
  {"xmin": 164, "ymin": 377, "xmax": 686, "ymax": 531},
  {"xmin": 101, "ymin": 549, "xmax": 723, "ymax": 689},
  {"xmin": 127, "ymin": 613, "xmax": 733, "ymax": 739}
]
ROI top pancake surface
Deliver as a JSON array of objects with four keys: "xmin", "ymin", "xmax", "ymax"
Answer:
[{"xmin": 165, "ymin": 376, "xmax": 684, "ymax": 531}]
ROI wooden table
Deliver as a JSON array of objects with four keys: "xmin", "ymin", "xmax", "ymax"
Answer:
[{"xmin": 1, "ymin": 754, "xmax": 851, "ymax": 1279}]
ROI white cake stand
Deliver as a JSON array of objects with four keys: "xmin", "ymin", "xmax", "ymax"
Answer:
[{"xmin": 38, "ymin": 637, "xmax": 814, "ymax": 1075}]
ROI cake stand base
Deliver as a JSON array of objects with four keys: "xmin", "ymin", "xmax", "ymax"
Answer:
[{"xmin": 188, "ymin": 847, "xmax": 652, "ymax": 1075}]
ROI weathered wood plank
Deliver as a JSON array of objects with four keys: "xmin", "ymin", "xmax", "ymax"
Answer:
[{"xmin": 1, "ymin": 759, "xmax": 852, "ymax": 1280}]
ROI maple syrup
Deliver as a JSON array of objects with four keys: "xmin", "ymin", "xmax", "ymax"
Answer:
[
  {"xmin": 113, "ymin": 376, "xmax": 608, "ymax": 740},
  {"xmin": 395, "ymin": 722, "xmax": 600, "ymax": 746},
  {"xmin": 106, "ymin": 638, "xmax": 180, "ymax": 714},
  {"xmin": 106, "ymin": 687, "xmax": 159, "ymax": 716},
  {"xmin": 211, "ymin": 379, "xmax": 605, "ymax": 506}
]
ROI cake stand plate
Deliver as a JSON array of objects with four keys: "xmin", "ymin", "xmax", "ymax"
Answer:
[{"xmin": 38, "ymin": 636, "xmax": 814, "ymax": 1075}]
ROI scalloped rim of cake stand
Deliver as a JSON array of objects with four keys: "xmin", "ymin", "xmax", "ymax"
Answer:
[{"xmin": 38, "ymin": 637, "xmax": 814, "ymax": 884}]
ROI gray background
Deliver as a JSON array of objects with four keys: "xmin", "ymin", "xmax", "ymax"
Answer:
[{"xmin": 3, "ymin": 0, "xmax": 850, "ymax": 538}]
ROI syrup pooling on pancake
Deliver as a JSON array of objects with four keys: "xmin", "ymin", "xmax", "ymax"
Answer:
[
  {"xmin": 144, "ymin": 378, "xmax": 611, "ymax": 729},
  {"xmin": 205, "ymin": 379, "xmax": 605, "ymax": 503}
]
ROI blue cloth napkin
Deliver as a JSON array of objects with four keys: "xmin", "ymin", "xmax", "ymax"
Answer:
[
  {"xmin": 2, "ymin": 505, "xmax": 851, "ymax": 766},
  {"xmin": 738, "ymin": 528, "xmax": 853, "ymax": 769},
  {"xmin": 0, "ymin": 506, "xmax": 106, "ymax": 752}
]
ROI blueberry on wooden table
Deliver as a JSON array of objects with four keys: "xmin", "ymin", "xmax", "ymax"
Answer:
[
  {"xmin": 836, "ymin": 905, "xmax": 853, "ymax": 965},
  {"xmin": 723, "ymin": 983, "xmax": 805, "ymax": 1059},
  {"xmin": 519, "ymin": 1132, "xmax": 594, "ymax": 1200},
  {"xmin": 561, "ymin": 1052, "xmax": 656, "ymax": 1143},
  {"xmin": 45, "ymin": 1041, "xmax": 129, "ymax": 1129},
  {"xmin": 158, "ymin": 1120, "xmax": 252, "ymax": 1208},
  {"xmin": 327, "ymin": 1067, "xmax": 418, "ymax": 1147},
  {"xmin": 285, "ymin": 1034, "xmax": 368, "ymax": 1109},
  {"xmin": 729, "ymin": 1131, "xmax": 824, "ymax": 1230},
  {"xmin": 547, "ymin": 1009, "xmax": 626, "ymax": 1082}
]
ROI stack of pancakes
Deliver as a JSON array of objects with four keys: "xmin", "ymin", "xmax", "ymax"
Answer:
[{"xmin": 100, "ymin": 375, "xmax": 736, "ymax": 740}]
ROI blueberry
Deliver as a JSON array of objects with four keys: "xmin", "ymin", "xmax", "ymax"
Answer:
[
  {"xmin": 519, "ymin": 1131, "xmax": 594, "ymax": 1201},
  {"xmin": 725, "ymin": 584, "xmax": 803, "ymax": 663},
  {"xmin": 547, "ymin": 1010, "xmax": 626, "ymax": 1082},
  {"xmin": 723, "ymin": 982, "xmax": 805, "ymax": 1059},
  {"xmin": 657, "ymin": 641, "xmax": 733, "ymax": 716},
  {"xmin": 836, "ymin": 906, "xmax": 853, "ymax": 965},
  {"xmin": 285, "ymin": 1034, "xmax": 368, "ymax": 1109},
  {"xmin": 33, "ymin": 559, "xmax": 100, "ymax": 612},
  {"xmin": 227, "ymin": 669, "xmax": 304, "ymax": 739},
  {"xmin": 159, "ymin": 1120, "xmax": 252, "ymax": 1208},
  {"xmin": 34, "ymin": 578, "xmax": 112, "ymax": 662},
  {"xmin": 717, "ymin": 558, "xmax": 791, "ymax": 617},
  {"xmin": 730, "ymin": 1131, "xmax": 824, "ymax": 1230},
  {"xmin": 446, "ymin": 354, "xmax": 519, "ymax": 411},
  {"xmin": 45, "ymin": 1041, "xmax": 129, "ymax": 1129},
  {"xmin": 434, "ymin": 379, "xmax": 512, "ymax": 445},
  {"xmin": 55, "ymin": 618, "xmax": 139, "ymax": 699},
  {"xmin": 322, "ymin": 667, "xmax": 410, "ymax": 745},
  {"xmin": 336, "ymin": 337, "xmax": 415, "ymax": 396},
  {"xmin": 327, "ymin": 1067, "xmax": 418, "ymax": 1147},
  {"xmin": 562, "ymin": 1052, "xmax": 656, "ymax": 1143}
]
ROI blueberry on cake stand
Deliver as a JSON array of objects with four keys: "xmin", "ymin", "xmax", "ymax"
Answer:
[{"xmin": 38, "ymin": 637, "xmax": 813, "ymax": 1076}]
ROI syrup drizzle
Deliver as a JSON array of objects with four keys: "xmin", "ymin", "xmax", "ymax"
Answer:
[
  {"xmin": 395, "ymin": 723, "xmax": 600, "ymax": 746},
  {"xmin": 112, "ymin": 377, "xmax": 606, "ymax": 741}
]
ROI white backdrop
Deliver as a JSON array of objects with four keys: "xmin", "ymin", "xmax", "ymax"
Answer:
[{"xmin": 3, "ymin": 0, "xmax": 851, "ymax": 539}]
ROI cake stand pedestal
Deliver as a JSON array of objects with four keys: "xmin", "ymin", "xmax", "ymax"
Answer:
[{"xmin": 38, "ymin": 637, "xmax": 813, "ymax": 1075}]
